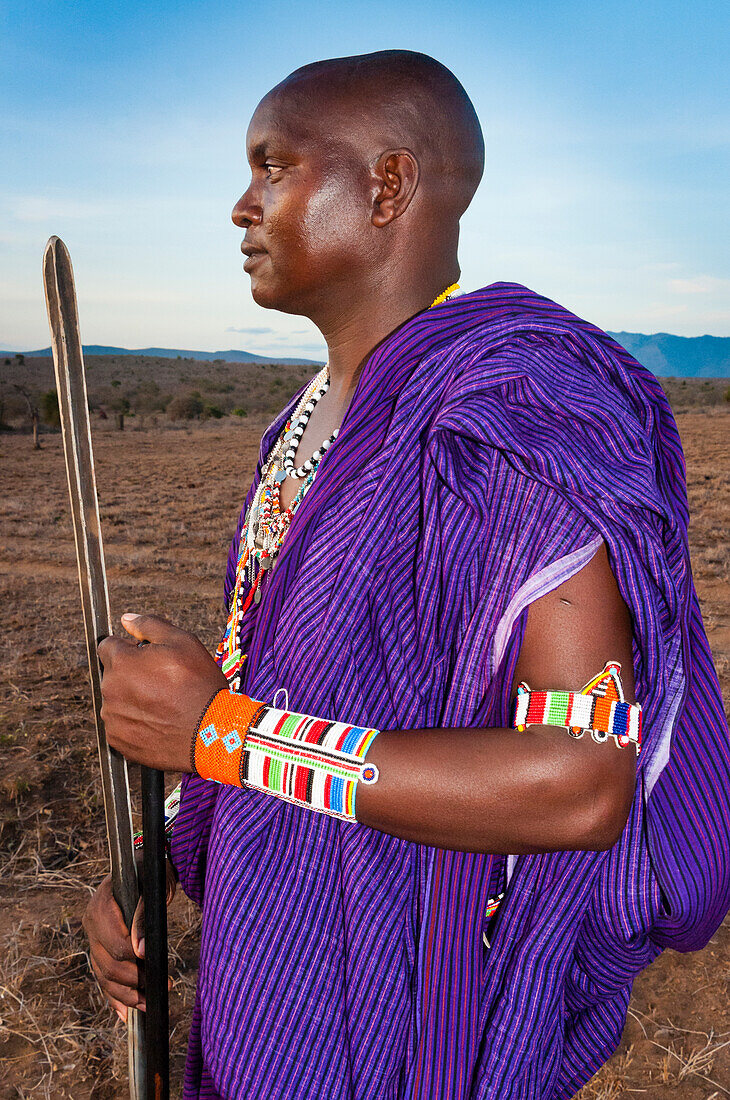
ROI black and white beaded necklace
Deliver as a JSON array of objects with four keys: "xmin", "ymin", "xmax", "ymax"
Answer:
[{"xmin": 281, "ymin": 371, "xmax": 338, "ymax": 479}]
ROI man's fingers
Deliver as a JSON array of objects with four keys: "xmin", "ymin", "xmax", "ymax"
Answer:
[
  {"xmin": 83, "ymin": 874, "xmax": 132, "ymax": 945},
  {"xmin": 89, "ymin": 963, "xmax": 144, "ymax": 1010},
  {"xmin": 110, "ymin": 996, "xmax": 147, "ymax": 1021},
  {"xmin": 89, "ymin": 941, "xmax": 141, "ymax": 990},
  {"xmin": 99, "ymin": 976, "xmax": 146, "ymax": 1012},
  {"xmin": 98, "ymin": 613, "xmax": 182, "ymax": 674},
  {"xmin": 121, "ymin": 612, "xmax": 181, "ymax": 645},
  {"xmin": 97, "ymin": 633, "xmax": 138, "ymax": 670}
]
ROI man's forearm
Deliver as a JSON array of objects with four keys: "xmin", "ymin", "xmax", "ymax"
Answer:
[{"xmin": 355, "ymin": 722, "xmax": 636, "ymax": 854}]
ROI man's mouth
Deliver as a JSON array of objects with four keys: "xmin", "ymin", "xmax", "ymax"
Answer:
[
  {"xmin": 243, "ymin": 253, "xmax": 266, "ymax": 272},
  {"xmin": 241, "ymin": 241, "xmax": 267, "ymax": 272}
]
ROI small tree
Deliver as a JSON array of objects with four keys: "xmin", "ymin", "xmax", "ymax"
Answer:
[
  {"xmin": 133, "ymin": 379, "xmax": 163, "ymax": 425},
  {"xmin": 111, "ymin": 395, "xmax": 131, "ymax": 431},
  {"xmin": 14, "ymin": 384, "xmax": 41, "ymax": 449}
]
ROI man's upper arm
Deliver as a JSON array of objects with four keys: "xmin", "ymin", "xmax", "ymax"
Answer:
[{"xmin": 512, "ymin": 541, "xmax": 637, "ymax": 848}]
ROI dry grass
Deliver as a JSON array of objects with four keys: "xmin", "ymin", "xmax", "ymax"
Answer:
[{"xmin": 576, "ymin": 1007, "xmax": 730, "ymax": 1097}]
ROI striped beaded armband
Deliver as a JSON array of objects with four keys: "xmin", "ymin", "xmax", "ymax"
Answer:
[
  {"xmin": 512, "ymin": 661, "xmax": 642, "ymax": 752},
  {"xmin": 192, "ymin": 689, "xmax": 381, "ymax": 822},
  {"xmin": 133, "ymin": 783, "xmax": 182, "ymax": 854}
]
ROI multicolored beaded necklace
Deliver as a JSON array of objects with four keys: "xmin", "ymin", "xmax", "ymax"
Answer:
[{"xmin": 217, "ymin": 283, "xmax": 460, "ymax": 688}]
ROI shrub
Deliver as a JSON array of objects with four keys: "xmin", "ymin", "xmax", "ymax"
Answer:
[
  {"xmin": 232, "ymin": 407, "xmax": 248, "ymax": 417},
  {"xmin": 41, "ymin": 389, "xmax": 60, "ymax": 427},
  {"xmin": 192, "ymin": 377, "xmax": 235, "ymax": 394},
  {"xmin": 203, "ymin": 403, "xmax": 223, "ymax": 419},
  {"xmin": 167, "ymin": 391, "xmax": 204, "ymax": 420},
  {"xmin": 132, "ymin": 379, "xmax": 165, "ymax": 416}
]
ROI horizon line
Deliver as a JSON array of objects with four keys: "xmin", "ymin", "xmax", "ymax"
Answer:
[{"xmin": 5, "ymin": 328, "xmax": 730, "ymax": 357}]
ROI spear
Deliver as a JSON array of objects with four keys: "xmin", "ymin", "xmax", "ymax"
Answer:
[{"xmin": 43, "ymin": 236, "xmax": 169, "ymax": 1100}]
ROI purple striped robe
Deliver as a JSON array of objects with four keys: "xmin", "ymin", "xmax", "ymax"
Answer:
[{"xmin": 171, "ymin": 284, "xmax": 730, "ymax": 1099}]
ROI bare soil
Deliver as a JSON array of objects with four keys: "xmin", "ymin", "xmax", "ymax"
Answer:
[{"xmin": 0, "ymin": 394, "xmax": 728, "ymax": 1099}]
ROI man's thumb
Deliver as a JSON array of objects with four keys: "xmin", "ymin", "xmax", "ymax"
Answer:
[
  {"xmin": 121, "ymin": 612, "xmax": 176, "ymax": 645},
  {"xmin": 131, "ymin": 896, "xmax": 145, "ymax": 959}
]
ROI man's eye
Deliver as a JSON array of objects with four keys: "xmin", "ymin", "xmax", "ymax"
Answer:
[{"xmin": 264, "ymin": 163, "xmax": 284, "ymax": 179}]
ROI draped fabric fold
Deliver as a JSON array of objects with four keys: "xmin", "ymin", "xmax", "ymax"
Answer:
[{"xmin": 171, "ymin": 283, "xmax": 729, "ymax": 1099}]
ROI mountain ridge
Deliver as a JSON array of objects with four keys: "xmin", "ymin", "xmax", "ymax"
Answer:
[
  {"xmin": 2, "ymin": 344, "xmax": 322, "ymax": 367},
  {"xmin": 3, "ymin": 333, "xmax": 730, "ymax": 377},
  {"xmin": 606, "ymin": 332, "xmax": 730, "ymax": 378}
]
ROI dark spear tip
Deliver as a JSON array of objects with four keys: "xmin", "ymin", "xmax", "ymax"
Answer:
[{"xmin": 141, "ymin": 765, "xmax": 170, "ymax": 1099}]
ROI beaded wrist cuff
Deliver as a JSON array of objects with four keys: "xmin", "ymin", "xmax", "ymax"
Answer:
[
  {"xmin": 192, "ymin": 689, "xmax": 381, "ymax": 821},
  {"xmin": 133, "ymin": 783, "xmax": 182, "ymax": 854},
  {"xmin": 512, "ymin": 661, "xmax": 642, "ymax": 752}
]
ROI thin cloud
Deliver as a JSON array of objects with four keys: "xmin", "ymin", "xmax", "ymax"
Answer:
[
  {"xmin": 669, "ymin": 276, "xmax": 730, "ymax": 295},
  {"xmin": 225, "ymin": 326, "xmax": 275, "ymax": 335},
  {"xmin": 8, "ymin": 195, "xmax": 109, "ymax": 222}
]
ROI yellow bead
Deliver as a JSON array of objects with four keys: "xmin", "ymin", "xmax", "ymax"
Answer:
[{"xmin": 430, "ymin": 283, "xmax": 460, "ymax": 307}]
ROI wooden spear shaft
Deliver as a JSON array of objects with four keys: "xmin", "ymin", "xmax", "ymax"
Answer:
[{"xmin": 43, "ymin": 236, "xmax": 169, "ymax": 1099}]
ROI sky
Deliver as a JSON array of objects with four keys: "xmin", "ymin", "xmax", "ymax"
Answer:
[{"xmin": 1, "ymin": 0, "xmax": 729, "ymax": 359}]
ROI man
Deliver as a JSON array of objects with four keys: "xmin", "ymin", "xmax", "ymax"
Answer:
[{"xmin": 84, "ymin": 51, "xmax": 730, "ymax": 1099}]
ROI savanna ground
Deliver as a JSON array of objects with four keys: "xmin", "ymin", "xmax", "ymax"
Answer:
[{"xmin": 0, "ymin": 369, "xmax": 728, "ymax": 1099}]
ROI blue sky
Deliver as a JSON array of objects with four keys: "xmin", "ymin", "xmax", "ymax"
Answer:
[{"xmin": 2, "ymin": 0, "xmax": 728, "ymax": 357}]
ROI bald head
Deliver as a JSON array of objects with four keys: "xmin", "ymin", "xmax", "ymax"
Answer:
[{"xmin": 265, "ymin": 50, "xmax": 485, "ymax": 217}]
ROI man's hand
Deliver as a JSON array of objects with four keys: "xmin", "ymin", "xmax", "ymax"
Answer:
[
  {"xmin": 83, "ymin": 861, "xmax": 177, "ymax": 1022},
  {"xmin": 98, "ymin": 613, "xmax": 228, "ymax": 771}
]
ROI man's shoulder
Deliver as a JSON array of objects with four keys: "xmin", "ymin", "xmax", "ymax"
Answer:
[
  {"xmin": 451, "ymin": 282, "xmax": 622, "ymax": 361},
  {"xmin": 441, "ymin": 283, "xmax": 664, "ymax": 411}
]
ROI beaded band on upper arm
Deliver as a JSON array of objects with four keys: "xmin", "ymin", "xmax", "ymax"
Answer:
[
  {"xmin": 191, "ymin": 689, "xmax": 381, "ymax": 821},
  {"xmin": 512, "ymin": 661, "xmax": 642, "ymax": 752}
]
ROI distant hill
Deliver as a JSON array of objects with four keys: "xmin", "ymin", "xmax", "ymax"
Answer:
[
  {"xmin": 607, "ymin": 332, "xmax": 730, "ymax": 378},
  {"xmin": 3, "ymin": 333, "xmax": 729, "ymax": 376},
  {"xmin": 2, "ymin": 344, "xmax": 322, "ymax": 367}
]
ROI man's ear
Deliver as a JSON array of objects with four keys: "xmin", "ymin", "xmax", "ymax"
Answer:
[{"xmin": 371, "ymin": 149, "xmax": 420, "ymax": 227}]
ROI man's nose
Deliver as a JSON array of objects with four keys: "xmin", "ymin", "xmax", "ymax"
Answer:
[{"xmin": 232, "ymin": 190, "xmax": 262, "ymax": 228}]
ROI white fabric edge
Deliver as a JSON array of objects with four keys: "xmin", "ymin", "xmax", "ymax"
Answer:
[
  {"xmin": 644, "ymin": 634, "xmax": 684, "ymax": 797},
  {"xmin": 489, "ymin": 534, "xmax": 604, "ymax": 682}
]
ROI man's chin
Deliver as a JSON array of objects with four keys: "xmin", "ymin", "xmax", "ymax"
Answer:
[
  {"xmin": 249, "ymin": 277, "xmax": 302, "ymax": 315},
  {"xmin": 249, "ymin": 277, "xmax": 278, "ymax": 310}
]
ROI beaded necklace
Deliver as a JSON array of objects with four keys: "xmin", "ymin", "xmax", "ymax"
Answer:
[
  {"xmin": 217, "ymin": 283, "xmax": 460, "ymax": 688},
  {"xmin": 282, "ymin": 371, "xmax": 338, "ymax": 479}
]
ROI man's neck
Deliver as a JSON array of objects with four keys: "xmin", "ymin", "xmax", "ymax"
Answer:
[{"xmin": 313, "ymin": 271, "xmax": 459, "ymax": 405}]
